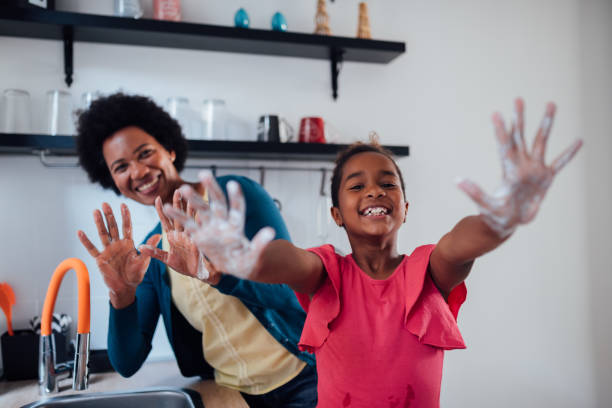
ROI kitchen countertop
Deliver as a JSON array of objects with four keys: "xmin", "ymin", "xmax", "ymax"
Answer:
[{"xmin": 0, "ymin": 360, "xmax": 248, "ymax": 407}]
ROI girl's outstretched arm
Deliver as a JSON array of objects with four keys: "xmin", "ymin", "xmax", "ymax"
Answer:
[
  {"xmin": 430, "ymin": 98, "xmax": 582, "ymax": 298},
  {"xmin": 163, "ymin": 172, "xmax": 326, "ymax": 295}
]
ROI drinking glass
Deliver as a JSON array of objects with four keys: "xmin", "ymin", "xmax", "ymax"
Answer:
[
  {"xmin": 114, "ymin": 0, "xmax": 143, "ymax": 18},
  {"xmin": 1, "ymin": 89, "xmax": 32, "ymax": 134},
  {"xmin": 81, "ymin": 91, "xmax": 102, "ymax": 110},
  {"xmin": 167, "ymin": 97, "xmax": 203, "ymax": 140},
  {"xmin": 201, "ymin": 99, "xmax": 227, "ymax": 141},
  {"xmin": 46, "ymin": 90, "xmax": 75, "ymax": 136}
]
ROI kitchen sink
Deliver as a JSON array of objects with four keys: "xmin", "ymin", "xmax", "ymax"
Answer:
[{"xmin": 20, "ymin": 387, "xmax": 204, "ymax": 408}]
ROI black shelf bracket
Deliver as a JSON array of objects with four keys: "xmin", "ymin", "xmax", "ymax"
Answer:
[
  {"xmin": 62, "ymin": 25, "xmax": 73, "ymax": 87},
  {"xmin": 330, "ymin": 47, "xmax": 344, "ymax": 100}
]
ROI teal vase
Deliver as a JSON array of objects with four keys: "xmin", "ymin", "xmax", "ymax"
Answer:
[
  {"xmin": 271, "ymin": 12, "xmax": 287, "ymax": 31},
  {"xmin": 234, "ymin": 8, "xmax": 249, "ymax": 28}
]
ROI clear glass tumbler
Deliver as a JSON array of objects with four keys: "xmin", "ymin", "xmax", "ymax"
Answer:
[
  {"xmin": 167, "ymin": 97, "xmax": 203, "ymax": 140},
  {"xmin": 201, "ymin": 99, "xmax": 227, "ymax": 141},
  {"xmin": 114, "ymin": 0, "xmax": 143, "ymax": 18},
  {"xmin": 46, "ymin": 90, "xmax": 75, "ymax": 136},
  {"xmin": 1, "ymin": 89, "xmax": 32, "ymax": 134}
]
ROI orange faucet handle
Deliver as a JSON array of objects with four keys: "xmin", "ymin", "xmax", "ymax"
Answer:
[{"xmin": 41, "ymin": 258, "xmax": 90, "ymax": 336}]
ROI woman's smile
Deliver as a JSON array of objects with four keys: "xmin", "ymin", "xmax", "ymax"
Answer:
[{"xmin": 134, "ymin": 174, "xmax": 162, "ymax": 195}]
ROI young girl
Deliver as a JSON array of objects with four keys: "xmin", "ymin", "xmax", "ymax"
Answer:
[{"xmin": 158, "ymin": 98, "xmax": 582, "ymax": 407}]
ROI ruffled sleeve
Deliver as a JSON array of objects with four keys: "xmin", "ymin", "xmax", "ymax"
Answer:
[
  {"xmin": 294, "ymin": 244, "xmax": 342, "ymax": 354},
  {"xmin": 403, "ymin": 245, "xmax": 467, "ymax": 350}
]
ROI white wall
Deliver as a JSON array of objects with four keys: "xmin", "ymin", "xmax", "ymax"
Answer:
[{"xmin": 0, "ymin": 0, "xmax": 610, "ymax": 406}]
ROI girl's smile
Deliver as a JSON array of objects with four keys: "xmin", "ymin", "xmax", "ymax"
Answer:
[{"xmin": 359, "ymin": 205, "xmax": 391, "ymax": 217}]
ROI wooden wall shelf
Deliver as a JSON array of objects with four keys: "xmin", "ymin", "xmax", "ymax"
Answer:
[
  {"xmin": 0, "ymin": 6, "xmax": 406, "ymax": 99},
  {"xmin": 0, "ymin": 133, "xmax": 410, "ymax": 162}
]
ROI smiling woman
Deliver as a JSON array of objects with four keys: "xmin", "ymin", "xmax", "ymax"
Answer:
[{"xmin": 73, "ymin": 93, "xmax": 318, "ymax": 408}]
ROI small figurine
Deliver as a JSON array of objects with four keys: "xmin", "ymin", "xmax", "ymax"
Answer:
[
  {"xmin": 357, "ymin": 2, "xmax": 371, "ymax": 39},
  {"xmin": 234, "ymin": 8, "xmax": 250, "ymax": 28},
  {"xmin": 271, "ymin": 12, "xmax": 288, "ymax": 32},
  {"xmin": 314, "ymin": 0, "xmax": 331, "ymax": 35}
]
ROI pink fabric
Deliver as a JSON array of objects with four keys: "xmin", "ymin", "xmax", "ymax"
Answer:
[{"xmin": 295, "ymin": 244, "xmax": 467, "ymax": 408}]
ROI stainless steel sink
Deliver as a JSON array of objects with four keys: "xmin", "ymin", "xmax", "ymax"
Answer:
[{"xmin": 20, "ymin": 387, "xmax": 204, "ymax": 408}]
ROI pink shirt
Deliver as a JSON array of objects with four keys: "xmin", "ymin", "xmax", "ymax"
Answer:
[{"xmin": 295, "ymin": 245, "xmax": 467, "ymax": 408}]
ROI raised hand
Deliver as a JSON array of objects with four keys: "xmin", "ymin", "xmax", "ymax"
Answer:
[
  {"xmin": 78, "ymin": 203, "xmax": 160, "ymax": 308},
  {"xmin": 138, "ymin": 190, "xmax": 221, "ymax": 285},
  {"xmin": 163, "ymin": 172, "xmax": 275, "ymax": 280},
  {"xmin": 457, "ymin": 98, "xmax": 582, "ymax": 238}
]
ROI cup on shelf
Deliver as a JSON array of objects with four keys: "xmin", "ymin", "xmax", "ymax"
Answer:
[
  {"xmin": 201, "ymin": 99, "xmax": 227, "ymax": 141},
  {"xmin": 154, "ymin": 0, "xmax": 181, "ymax": 21},
  {"xmin": 81, "ymin": 91, "xmax": 102, "ymax": 111},
  {"xmin": 166, "ymin": 97, "xmax": 203, "ymax": 140},
  {"xmin": 299, "ymin": 116, "xmax": 326, "ymax": 143},
  {"xmin": 45, "ymin": 90, "xmax": 75, "ymax": 136},
  {"xmin": 114, "ymin": 0, "xmax": 143, "ymax": 18},
  {"xmin": 257, "ymin": 115, "xmax": 294, "ymax": 143},
  {"xmin": 1, "ymin": 89, "xmax": 32, "ymax": 134}
]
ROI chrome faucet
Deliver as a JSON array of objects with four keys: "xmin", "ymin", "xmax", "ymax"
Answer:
[{"xmin": 39, "ymin": 258, "xmax": 90, "ymax": 395}]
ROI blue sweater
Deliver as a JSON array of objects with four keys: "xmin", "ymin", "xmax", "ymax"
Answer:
[{"xmin": 107, "ymin": 175, "xmax": 314, "ymax": 378}]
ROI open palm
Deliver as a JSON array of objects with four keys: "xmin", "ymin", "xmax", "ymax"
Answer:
[
  {"xmin": 139, "ymin": 191, "xmax": 221, "ymax": 284},
  {"xmin": 162, "ymin": 173, "xmax": 275, "ymax": 280},
  {"xmin": 78, "ymin": 203, "xmax": 159, "ymax": 306},
  {"xmin": 458, "ymin": 98, "xmax": 582, "ymax": 237}
]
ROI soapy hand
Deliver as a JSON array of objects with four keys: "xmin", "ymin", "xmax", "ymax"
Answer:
[
  {"xmin": 457, "ymin": 98, "xmax": 582, "ymax": 238},
  {"xmin": 78, "ymin": 203, "xmax": 160, "ymax": 308},
  {"xmin": 138, "ymin": 191, "xmax": 221, "ymax": 285},
  {"xmin": 163, "ymin": 172, "xmax": 275, "ymax": 280}
]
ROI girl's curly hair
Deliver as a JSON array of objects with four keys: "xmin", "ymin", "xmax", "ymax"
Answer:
[
  {"xmin": 75, "ymin": 93, "xmax": 187, "ymax": 194},
  {"xmin": 330, "ymin": 134, "xmax": 406, "ymax": 208}
]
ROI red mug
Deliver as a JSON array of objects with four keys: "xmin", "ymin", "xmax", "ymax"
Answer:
[{"xmin": 299, "ymin": 117, "xmax": 326, "ymax": 143}]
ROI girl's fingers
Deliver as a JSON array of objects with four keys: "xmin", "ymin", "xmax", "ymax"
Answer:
[
  {"xmin": 155, "ymin": 196, "xmax": 173, "ymax": 232},
  {"xmin": 121, "ymin": 203, "xmax": 133, "ymax": 241},
  {"xmin": 163, "ymin": 204, "xmax": 199, "ymax": 233},
  {"xmin": 93, "ymin": 209, "xmax": 111, "ymax": 247},
  {"xmin": 102, "ymin": 202, "xmax": 120, "ymax": 241},
  {"xmin": 199, "ymin": 171, "xmax": 228, "ymax": 219},
  {"xmin": 250, "ymin": 227, "xmax": 275, "ymax": 256},
  {"xmin": 456, "ymin": 178, "xmax": 494, "ymax": 210},
  {"xmin": 532, "ymin": 102, "xmax": 556, "ymax": 161},
  {"xmin": 173, "ymin": 190, "xmax": 185, "ymax": 232},
  {"xmin": 187, "ymin": 200, "xmax": 197, "ymax": 220},
  {"xmin": 178, "ymin": 185, "xmax": 209, "ymax": 212},
  {"xmin": 512, "ymin": 98, "xmax": 527, "ymax": 155},
  {"xmin": 77, "ymin": 230, "xmax": 101, "ymax": 258},
  {"xmin": 551, "ymin": 139, "xmax": 583, "ymax": 175},
  {"xmin": 195, "ymin": 208, "xmax": 211, "ymax": 230},
  {"xmin": 493, "ymin": 112, "xmax": 517, "ymax": 179},
  {"xmin": 227, "ymin": 181, "xmax": 246, "ymax": 230}
]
